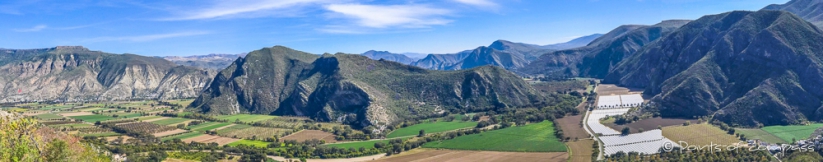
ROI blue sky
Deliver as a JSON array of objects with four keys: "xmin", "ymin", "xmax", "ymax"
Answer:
[{"xmin": 0, "ymin": 0, "xmax": 788, "ymax": 56}]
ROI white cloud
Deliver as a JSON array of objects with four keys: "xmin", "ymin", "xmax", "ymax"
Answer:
[
  {"xmin": 161, "ymin": 0, "xmax": 335, "ymax": 20},
  {"xmin": 325, "ymin": 4, "xmax": 452, "ymax": 28},
  {"xmin": 14, "ymin": 25, "xmax": 47, "ymax": 32},
  {"xmin": 84, "ymin": 31, "xmax": 210, "ymax": 42},
  {"xmin": 452, "ymin": 0, "xmax": 497, "ymax": 7}
]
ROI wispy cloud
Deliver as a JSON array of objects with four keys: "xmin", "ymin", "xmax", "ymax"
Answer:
[
  {"xmin": 160, "ymin": 0, "xmax": 335, "ymax": 21},
  {"xmin": 452, "ymin": 0, "xmax": 497, "ymax": 7},
  {"xmin": 13, "ymin": 25, "xmax": 48, "ymax": 32},
  {"xmin": 324, "ymin": 4, "xmax": 452, "ymax": 28},
  {"xmin": 84, "ymin": 31, "xmax": 210, "ymax": 42}
]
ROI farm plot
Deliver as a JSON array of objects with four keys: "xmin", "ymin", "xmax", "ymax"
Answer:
[
  {"xmin": 216, "ymin": 114, "xmax": 276, "ymax": 123},
  {"xmin": 59, "ymin": 112, "xmax": 93, "ymax": 117},
  {"xmin": 325, "ymin": 138, "xmax": 407, "ymax": 149},
  {"xmin": 162, "ymin": 131, "xmax": 204, "ymax": 141},
  {"xmin": 387, "ymin": 120, "xmax": 477, "ymax": 138},
  {"xmin": 153, "ymin": 129, "xmax": 188, "ymax": 137},
  {"xmin": 761, "ymin": 124, "xmax": 823, "ymax": 143},
  {"xmin": 662, "ymin": 124, "xmax": 741, "ymax": 146},
  {"xmin": 555, "ymin": 101, "xmax": 589, "ymax": 139},
  {"xmin": 600, "ymin": 130, "xmax": 672, "ymax": 155},
  {"xmin": 217, "ymin": 124, "xmax": 290, "ymax": 139},
  {"xmin": 595, "ymin": 84, "xmax": 639, "ymax": 95},
  {"xmin": 189, "ymin": 122, "xmax": 231, "ymax": 131},
  {"xmin": 371, "ymin": 149, "xmax": 567, "ymax": 162},
  {"xmin": 736, "ymin": 128, "xmax": 788, "ymax": 144},
  {"xmin": 567, "ymin": 139, "xmax": 594, "ymax": 162},
  {"xmin": 587, "ymin": 108, "xmax": 630, "ymax": 135},
  {"xmin": 423, "ymin": 120, "xmax": 566, "ymax": 152},
  {"xmin": 70, "ymin": 114, "xmax": 115, "ymax": 122},
  {"xmin": 281, "ymin": 130, "xmax": 337, "ymax": 143},
  {"xmin": 227, "ymin": 139, "xmax": 270, "ymax": 148},
  {"xmin": 114, "ymin": 122, "xmax": 177, "ymax": 134},
  {"xmin": 81, "ymin": 132, "xmax": 120, "ymax": 137},
  {"xmin": 48, "ymin": 123, "xmax": 93, "ymax": 129},
  {"xmin": 604, "ymin": 117, "xmax": 697, "ymax": 134},
  {"xmin": 151, "ymin": 118, "xmax": 190, "ymax": 125},
  {"xmin": 183, "ymin": 134, "xmax": 240, "ymax": 146},
  {"xmin": 34, "ymin": 113, "xmax": 64, "ymax": 120}
]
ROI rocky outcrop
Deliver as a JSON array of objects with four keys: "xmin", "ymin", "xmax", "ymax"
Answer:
[{"xmin": 0, "ymin": 46, "xmax": 213, "ymax": 102}]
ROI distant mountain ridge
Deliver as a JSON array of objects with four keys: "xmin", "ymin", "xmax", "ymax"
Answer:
[
  {"xmin": 360, "ymin": 50, "xmax": 416, "ymax": 64},
  {"xmin": 163, "ymin": 53, "xmax": 246, "ymax": 70},
  {"xmin": 406, "ymin": 34, "xmax": 603, "ymax": 70},
  {"xmin": 763, "ymin": 0, "xmax": 823, "ymax": 28},
  {"xmin": 0, "ymin": 46, "xmax": 213, "ymax": 103},
  {"xmin": 520, "ymin": 20, "xmax": 691, "ymax": 78}
]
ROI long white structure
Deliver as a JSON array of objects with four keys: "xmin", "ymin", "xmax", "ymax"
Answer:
[
  {"xmin": 596, "ymin": 94, "xmax": 645, "ymax": 109},
  {"xmin": 587, "ymin": 108, "xmax": 630, "ymax": 135}
]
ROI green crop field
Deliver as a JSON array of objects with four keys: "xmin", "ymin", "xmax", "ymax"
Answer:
[
  {"xmin": 216, "ymin": 114, "xmax": 276, "ymax": 122},
  {"xmin": 325, "ymin": 138, "xmax": 410, "ymax": 149},
  {"xmin": 49, "ymin": 123, "xmax": 93, "ymax": 128},
  {"xmin": 423, "ymin": 120, "xmax": 567, "ymax": 152},
  {"xmin": 151, "ymin": 118, "xmax": 190, "ymax": 125},
  {"xmin": 34, "ymin": 113, "xmax": 65, "ymax": 120},
  {"xmin": 227, "ymin": 139, "xmax": 270, "ymax": 148},
  {"xmin": 119, "ymin": 113, "xmax": 143, "ymax": 118},
  {"xmin": 162, "ymin": 132, "xmax": 204, "ymax": 141},
  {"xmin": 138, "ymin": 116, "xmax": 163, "ymax": 120},
  {"xmin": 189, "ymin": 122, "xmax": 231, "ymax": 131},
  {"xmin": 761, "ymin": 124, "xmax": 823, "ymax": 143},
  {"xmin": 387, "ymin": 121, "xmax": 477, "ymax": 138},
  {"xmin": 81, "ymin": 132, "xmax": 120, "ymax": 137},
  {"xmin": 737, "ymin": 129, "xmax": 788, "ymax": 144},
  {"xmin": 70, "ymin": 115, "xmax": 115, "ymax": 123}
]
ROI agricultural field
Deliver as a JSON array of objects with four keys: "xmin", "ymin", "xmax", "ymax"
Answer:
[
  {"xmin": 217, "ymin": 124, "xmax": 291, "ymax": 140},
  {"xmin": 423, "ymin": 121, "xmax": 567, "ymax": 152},
  {"xmin": 162, "ymin": 131, "xmax": 204, "ymax": 141},
  {"xmin": 566, "ymin": 139, "xmax": 594, "ymax": 162},
  {"xmin": 371, "ymin": 149, "xmax": 567, "ymax": 162},
  {"xmin": 227, "ymin": 139, "xmax": 270, "ymax": 148},
  {"xmin": 151, "ymin": 118, "xmax": 191, "ymax": 125},
  {"xmin": 555, "ymin": 100, "xmax": 588, "ymax": 139},
  {"xmin": 183, "ymin": 134, "xmax": 240, "ymax": 146},
  {"xmin": 737, "ymin": 129, "xmax": 788, "ymax": 144},
  {"xmin": 164, "ymin": 99, "xmax": 195, "ymax": 107},
  {"xmin": 325, "ymin": 138, "xmax": 406, "ymax": 149},
  {"xmin": 188, "ymin": 122, "xmax": 232, "ymax": 131},
  {"xmin": 153, "ymin": 129, "xmax": 188, "ymax": 137},
  {"xmin": 34, "ymin": 113, "xmax": 65, "ymax": 120},
  {"xmin": 387, "ymin": 120, "xmax": 477, "ymax": 138},
  {"xmin": 604, "ymin": 117, "xmax": 697, "ymax": 134},
  {"xmin": 138, "ymin": 116, "xmax": 164, "ymax": 121},
  {"xmin": 662, "ymin": 124, "xmax": 741, "ymax": 146},
  {"xmin": 281, "ymin": 130, "xmax": 338, "ymax": 143},
  {"xmin": 70, "ymin": 114, "xmax": 115, "ymax": 122},
  {"xmin": 216, "ymin": 114, "xmax": 276, "ymax": 123},
  {"xmin": 115, "ymin": 122, "xmax": 177, "ymax": 134},
  {"xmin": 761, "ymin": 124, "xmax": 823, "ymax": 143},
  {"xmin": 48, "ymin": 123, "xmax": 93, "ymax": 129}
]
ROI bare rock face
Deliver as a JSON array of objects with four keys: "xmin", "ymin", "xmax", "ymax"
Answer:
[{"xmin": 0, "ymin": 46, "xmax": 213, "ymax": 102}]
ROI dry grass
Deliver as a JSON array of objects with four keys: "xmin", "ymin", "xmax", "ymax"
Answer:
[
  {"xmin": 566, "ymin": 139, "xmax": 594, "ymax": 162},
  {"xmin": 662, "ymin": 123, "xmax": 741, "ymax": 146},
  {"xmin": 281, "ymin": 130, "xmax": 338, "ymax": 143},
  {"xmin": 153, "ymin": 129, "xmax": 188, "ymax": 137},
  {"xmin": 183, "ymin": 134, "xmax": 240, "ymax": 146}
]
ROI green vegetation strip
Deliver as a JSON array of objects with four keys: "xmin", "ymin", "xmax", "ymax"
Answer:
[
  {"xmin": 190, "ymin": 122, "xmax": 231, "ymax": 131},
  {"xmin": 736, "ymin": 129, "xmax": 788, "ymax": 144},
  {"xmin": 216, "ymin": 114, "xmax": 277, "ymax": 122},
  {"xmin": 387, "ymin": 121, "xmax": 477, "ymax": 138},
  {"xmin": 423, "ymin": 120, "xmax": 567, "ymax": 152},
  {"xmin": 70, "ymin": 115, "xmax": 115, "ymax": 122},
  {"xmin": 325, "ymin": 138, "xmax": 410, "ymax": 149},
  {"xmin": 81, "ymin": 132, "xmax": 120, "ymax": 137},
  {"xmin": 162, "ymin": 132, "xmax": 204, "ymax": 141},
  {"xmin": 35, "ymin": 113, "xmax": 64, "ymax": 120},
  {"xmin": 227, "ymin": 139, "xmax": 270, "ymax": 148},
  {"xmin": 761, "ymin": 124, "xmax": 823, "ymax": 143},
  {"xmin": 151, "ymin": 118, "xmax": 190, "ymax": 125}
]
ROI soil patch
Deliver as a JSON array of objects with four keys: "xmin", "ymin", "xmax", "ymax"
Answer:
[
  {"xmin": 566, "ymin": 139, "xmax": 594, "ymax": 162},
  {"xmin": 153, "ymin": 129, "xmax": 188, "ymax": 137},
  {"xmin": 281, "ymin": 130, "xmax": 338, "ymax": 143},
  {"xmin": 370, "ymin": 149, "xmax": 567, "ymax": 162}
]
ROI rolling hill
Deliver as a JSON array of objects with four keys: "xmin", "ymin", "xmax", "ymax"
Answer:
[
  {"xmin": 0, "ymin": 46, "xmax": 213, "ymax": 102},
  {"xmin": 190, "ymin": 46, "xmax": 554, "ymax": 128},
  {"xmin": 604, "ymin": 10, "xmax": 823, "ymax": 127}
]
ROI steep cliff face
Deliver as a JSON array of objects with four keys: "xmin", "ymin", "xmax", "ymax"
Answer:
[
  {"xmin": 0, "ymin": 46, "xmax": 213, "ymax": 102},
  {"xmin": 605, "ymin": 11, "xmax": 823, "ymax": 126},
  {"xmin": 191, "ymin": 46, "xmax": 549, "ymax": 128}
]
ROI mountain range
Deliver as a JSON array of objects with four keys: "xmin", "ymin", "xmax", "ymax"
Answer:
[
  {"xmin": 763, "ymin": 0, "xmax": 823, "ymax": 28},
  {"xmin": 190, "ymin": 46, "xmax": 555, "ymax": 128},
  {"xmin": 162, "ymin": 53, "xmax": 246, "ymax": 70},
  {"xmin": 603, "ymin": 10, "xmax": 823, "ymax": 127},
  {"xmin": 0, "ymin": 46, "xmax": 213, "ymax": 102}
]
